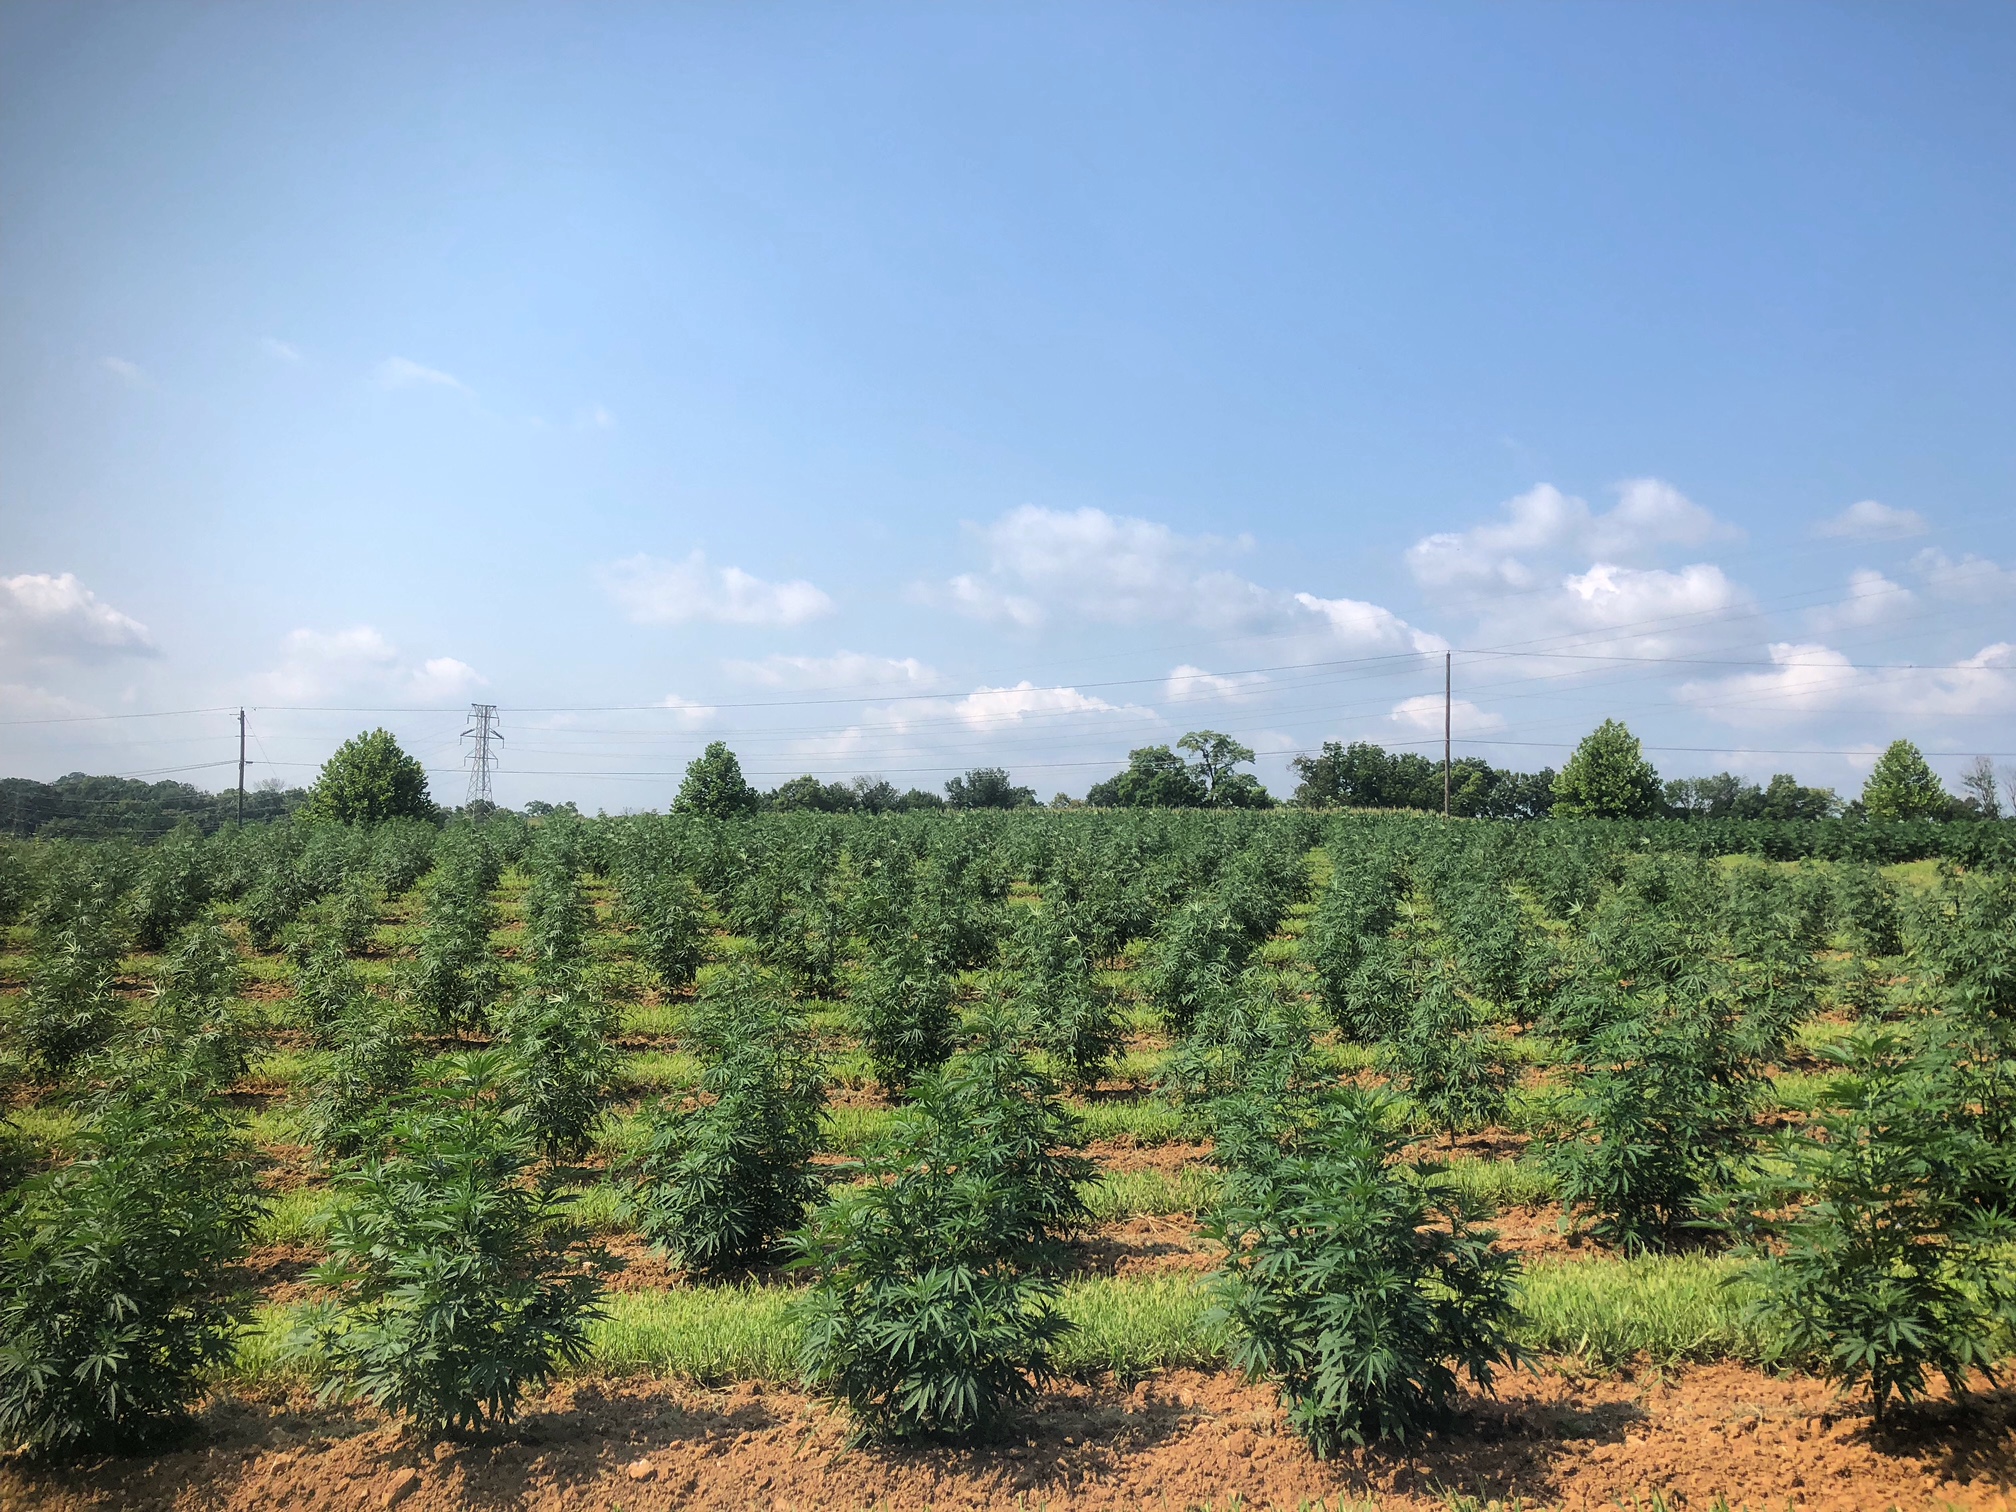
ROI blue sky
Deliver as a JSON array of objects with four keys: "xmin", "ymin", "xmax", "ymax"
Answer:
[{"xmin": 3, "ymin": 1, "xmax": 2014, "ymax": 808}]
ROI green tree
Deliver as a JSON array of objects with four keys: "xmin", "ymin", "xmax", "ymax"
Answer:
[
  {"xmin": 944, "ymin": 767, "xmax": 1035, "ymax": 809},
  {"xmin": 1551, "ymin": 720, "xmax": 1663, "ymax": 819},
  {"xmin": 674, "ymin": 742, "xmax": 760, "ymax": 817},
  {"xmin": 1086, "ymin": 746, "xmax": 1206, "ymax": 808},
  {"xmin": 302, "ymin": 729, "xmax": 435, "ymax": 824},
  {"xmin": 1861, "ymin": 739, "xmax": 1949, "ymax": 821},
  {"xmin": 1178, "ymin": 730, "xmax": 1273, "ymax": 808}
]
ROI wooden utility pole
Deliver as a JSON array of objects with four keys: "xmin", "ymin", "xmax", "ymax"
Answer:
[
  {"xmin": 1442, "ymin": 652, "xmax": 1452, "ymax": 818},
  {"xmin": 237, "ymin": 708, "xmax": 247, "ymax": 825}
]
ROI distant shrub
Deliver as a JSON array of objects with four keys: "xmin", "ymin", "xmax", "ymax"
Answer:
[
  {"xmin": 1729, "ymin": 1026, "xmax": 2016, "ymax": 1425},
  {"xmin": 127, "ymin": 921, "xmax": 252, "ymax": 1091},
  {"xmin": 498, "ymin": 985, "xmax": 616, "ymax": 1161},
  {"xmin": 795, "ymin": 1005, "xmax": 1091, "ymax": 1441},
  {"xmin": 854, "ymin": 932, "xmax": 956, "ymax": 1093},
  {"xmin": 406, "ymin": 866, "xmax": 503, "ymax": 1034},
  {"xmin": 632, "ymin": 969, "xmax": 825, "ymax": 1273},
  {"xmin": 1206, "ymin": 1084, "xmax": 1519, "ymax": 1453},
  {"xmin": 1540, "ymin": 998, "xmax": 1756, "ymax": 1252},
  {"xmin": 18, "ymin": 914, "xmax": 124, "ymax": 1078},
  {"xmin": 1142, "ymin": 897, "xmax": 1249, "ymax": 1035},
  {"xmin": 298, "ymin": 1052, "xmax": 606, "ymax": 1435},
  {"xmin": 126, "ymin": 825, "xmax": 212, "ymax": 951},
  {"xmin": 623, "ymin": 871, "xmax": 708, "ymax": 993},
  {"xmin": 0, "ymin": 1075, "xmax": 259, "ymax": 1454},
  {"xmin": 1003, "ymin": 906, "xmax": 1122, "ymax": 1091},
  {"xmin": 1380, "ymin": 960, "xmax": 1514, "ymax": 1141},
  {"xmin": 303, "ymin": 1001, "xmax": 416, "ymax": 1161}
]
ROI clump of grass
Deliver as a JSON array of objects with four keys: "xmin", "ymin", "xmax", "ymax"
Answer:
[
  {"xmin": 613, "ymin": 1049, "xmax": 701, "ymax": 1094},
  {"xmin": 1075, "ymin": 1098, "xmax": 1188, "ymax": 1146},
  {"xmin": 1510, "ymin": 1253, "xmax": 1773, "ymax": 1366},
  {"xmin": 1081, "ymin": 1166, "xmax": 1219, "ymax": 1222}
]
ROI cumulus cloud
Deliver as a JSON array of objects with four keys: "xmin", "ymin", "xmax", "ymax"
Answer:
[
  {"xmin": 256, "ymin": 626, "xmax": 485, "ymax": 703},
  {"xmin": 1806, "ymin": 569, "xmax": 1912, "ymax": 633},
  {"xmin": 1911, "ymin": 548, "xmax": 2016, "ymax": 602},
  {"xmin": 101, "ymin": 356, "xmax": 148, "ymax": 387},
  {"xmin": 1389, "ymin": 695, "xmax": 1505, "ymax": 736},
  {"xmin": 1165, "ymin": 664, "xmax": 1270, "ymax": 702},
  {"xmin": 726, "ymin": 651, "xmax": 940, "ymax": 691},
  {"xmin": 602, "ymin": 552, "xmax": 834, "ymax": 628},
  {"xmin": 1292, "ymin": 593, "xmax": 1446, "ymax": 654},
  {"xmin": 934, "ymin": 505, "xmax": 1439, "ymax": 652},
  {"xmin": 1681, "ymin": 640, "xmax": 2016, "ymax": 725},
  {"xmin": 951, "ymin": 681, "xmax": 1125, "ymax": 730},
  {"xmin": 1816, "ymin": 500, "xmax": 1927, "ymax": 540},
  {"xmin": 1407, "ymin": 480, "xmax": 1740, "ymax": 595},
  {"xmin": 0, "ymin": 573, "xmax": 156, "ymax": 662},
  {"xmin": 375, "ymin": 356, "xmax": 471, "ymax": 394}
]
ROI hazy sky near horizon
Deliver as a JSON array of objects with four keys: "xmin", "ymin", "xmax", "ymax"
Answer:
[{"xmin": 3, "ymin": 1, "xmax": 2015, "ymax": 809}]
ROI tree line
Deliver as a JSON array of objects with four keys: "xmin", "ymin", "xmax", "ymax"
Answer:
[{"xmin": 6, "ymin": 718, "xmax": 2008, "ymax": 840}]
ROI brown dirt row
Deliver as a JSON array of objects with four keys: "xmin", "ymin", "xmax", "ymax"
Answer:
[{"xmin": 6, "ymin": 1365, "xmax": 2012, "ymax": 1512}]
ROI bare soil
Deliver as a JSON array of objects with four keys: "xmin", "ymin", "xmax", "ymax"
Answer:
[{"xmin": 6, "ymin": 1366, "xmax": 2012, "ymax": 1511}]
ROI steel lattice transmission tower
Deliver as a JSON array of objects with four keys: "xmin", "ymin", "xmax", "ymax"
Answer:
[{"xmin": 463, "ymin": 703, "xmax": 502, "ymax": 810}]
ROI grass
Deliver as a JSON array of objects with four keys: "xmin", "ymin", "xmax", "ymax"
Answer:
[
  {"xmin": 1082, "ymin": 1165, "xmax": 1218, "ymax": 1221},
  {"xmin": 614, "ymin": 1049, "xmax": 701, "ymax": 1093},
  {"xmin": 254, "ymin": 1186, "xmax": 342, "ymax": 1247},
  {"xmin": 1510, "ymin": 1252, "xmax": 1772, "ymax": 1366},
  {"xmin": 221, "ymin": 1251, "xmax": 1787, "ymax": 1389},
  {"xmin": 1076, "ymin": 1097, "xmax": 1190, "ymax": 1145},
  {"xmin": 1441, "ymin": 1156, "xmax": 1556, "ymax": 1210}
]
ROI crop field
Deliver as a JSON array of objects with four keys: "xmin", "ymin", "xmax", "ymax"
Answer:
[{"xmin": 2, "ymin": 810, "xmax": 2014, "ymax": 1510}]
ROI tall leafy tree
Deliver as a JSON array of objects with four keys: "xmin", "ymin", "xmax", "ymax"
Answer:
[
  {"xmin": 302, "ymin": 729, "xmax": 435, "ymax": 824},
  {"xmin": 674, "ymin": 742, "xmax": 760, "ymax": 817},
  {"xmin": 1178, "ymin": 730, "xmax": 1273, "ymax": 808},
  {"xmin": 944, "ymin": 767, "xmax": 1035, "ymax": 809},
  {"xmin": 1086, "ymin": 746, "xmax": 1206, "ymax": 808},
  {"xmin": 1861, "ymin": 739, "xmax": 1949, "ymax": 821},
  {"xmin": 1550, "ymin": 720, "xmax": 1663, "ymax": 819}
]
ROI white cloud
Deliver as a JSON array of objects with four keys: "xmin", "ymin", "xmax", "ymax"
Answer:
[
  {"xmin": 1550, "ymin": 561, "xmax": 1749, "ymax": 651},
  {"xmin": 0, "ymin": 572, "xmax": 156, "ymax": 662},
  {"xmin": 101, "ymin": 356, "xmax": 147, "ymax": 387},
  {"xmin": 375, "ymin": 356, "xmax": 471, "ymax": 394},
  {"xmin": 1681, "ymin": 640, "xmax": 2016, "ymax": 724},
  {"xmin": 1291, "ymin": 593, "xmax": 1446, "ymax": 654},
  {"xmin": 256, "ymin": 626, "xmax": 485, "ymax": 703},
  {"xmin": 658, "ymin": 694, "xmax": 715, "ymax": 729},
  {"xmin": 1389, "ymin": 695, "xmax": 1505, "ymax": 736},
  {"xmin": 579, "ymin": 406, "xmax": 616, "ymax": 431},
  {"xmin": 951, "ymin": 681, "xmax": 1122, "ymax": 729},
  {"xmin": 601, "ymin": 551, "xmax": 835, "ymax": 628},
  {"xmin": 410, "ymin": 656, "xmax": 486, "ymax": 700},
  {"xmin": 261, "ymin": 338, "xmax": 304, "ymax": 363},
  {"xmin": 1407, "ymin": 480, "xmax": 1741, "ymax": 596},
  {"xmin": 1806, "ymin": 569, "xmax": 1912, "ymax": 633},
  {"xmin": 1165, "ymin": 664, "xmax": 1270, "ymax": 702},
  {"xmin": 1816, "ymin": 500, "xmax": 1927, "ymax": 540},
  {"xmin": 726, "ymin": 651, "xmax": 940, "ymax": 691},
  {"xmin": 1911, "ymin": 548, "xmax": 2016, "ymax": 602},
  {"xmin": 935, "ymin": 505, "xmax": 1439, "ymax": 653}
]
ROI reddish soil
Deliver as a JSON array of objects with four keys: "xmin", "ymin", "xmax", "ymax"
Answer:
[
  {"xmin": 1086, "ymin": 1138, "xmax": 1212, "ymax": 1173},
  {"xmin": 7, "ymin": 1366, "xmax": 2011, "ymax": 1511},
  {"xmin": 1071, "ymin": 1215, "xmax": 1219, "ymax": 1277}
]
